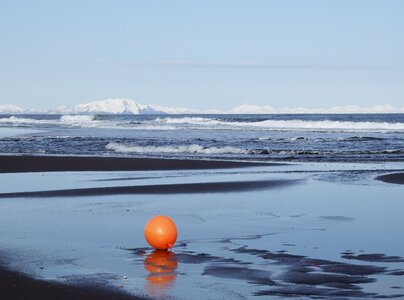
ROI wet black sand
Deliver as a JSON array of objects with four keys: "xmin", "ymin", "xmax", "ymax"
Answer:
[
  {"xmin": 0, "ymin": 155, "xmax": 282, "ymax": 298},
  {"xmin": 376, "ymin": 172, "xmax": 404, "ymax": 185},
  {"xmin": 0, "ymin": 155, "xmax": 268, "ymax": 173},
  {"xmin": 131, "ymin": 243, "xmax": 404, "ymax": 299},
  {"xmin": 2, "ymin": 155, "xmax": 402, "ymax": 298},
  {"xmin": 0, "ymin": 266, "xmax": 143, "ymax": 300},
  {"xmin": 0, "ymin": 155, "xmax": 284, "ymax": 298},
  {"xmin": 0, "ymin": 179, "xmax": 301, "ymax": 198}
]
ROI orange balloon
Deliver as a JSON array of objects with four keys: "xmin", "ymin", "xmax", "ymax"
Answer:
[{"xmin": 144, "ymin": 216, "xmax": 177, "ymax": 250}]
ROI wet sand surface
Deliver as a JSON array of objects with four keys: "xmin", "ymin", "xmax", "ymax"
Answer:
[
  {"xmin": 0, "ymin": 156, "xmax": 404, "ymax": 299},
  {"xmin": 0, "ymin": 265, "xmax": 143, "ymax": 300},
  {"xmin": 0, "ymin": 155, "xmax": 268, "ymax": 173},
  {"xmin": 128, "ymin": 235, "xmax": 404, "ymax": 299},
  {"xmin": 0, "ymin": 179, "xmax": 301, "ymax": 198},
  {"xmin": 376, "ymin": 172, "xmax": 404, "ymax": 185}
]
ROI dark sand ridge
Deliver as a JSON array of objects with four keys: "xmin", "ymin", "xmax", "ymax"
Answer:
[
  {"xmin": 0, "ymin": 155, "xmax": 271, "ymax": 173},
  {"xmin": 0, "ymin": 179, "xmax": 301, "ymax": 198},
  {"xmin": 0, "ymin": 266, "xmax": 144, "ymax": 300},
  {"xmin": 376, "ymin": 172, "xmax": 404, "ymax": 185}
]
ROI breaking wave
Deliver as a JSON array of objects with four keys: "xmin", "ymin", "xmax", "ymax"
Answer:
[
  {"xmin": 155, "ymin": 117, "xmax": 404, "ymax": 132},
  {"xmin": 251, "ymin": 149, "xmax": 404, "ymax": 155},
  {"xmin": 2, "ymin": 115, "xmax": 404, "ymax": 132},
  {"xmin": 105, "ymin": 142, "xmax": 248, "ymax": 154},
  {"xmin": 336, "ymin": 136, "xmax": 386, "ymax": 142},
  {"xmin": 0, "ymin": 116, "xmax": 51, "ymax": 125},
  {"xmin": 60, "ymin": 115, "xmax": 95, "ymax": 124},
  {"xmin": 0, "ymin": 115, "xmax": 97, "ymax": 127},
  {"xmin": 106, "ymin": 142, "xmax": 404, "ymax": 157},
  {"xmin": 155, "ymin": 117, "xmax": 221, "ymax": 126}
]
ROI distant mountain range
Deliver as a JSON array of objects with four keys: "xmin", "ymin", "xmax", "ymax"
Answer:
[
  {"xmin": 0, "ymin": 104, "xmax": 26, "ymax": 114},
  {"xmin": 0, "ymin": 99, "xmax": 403, "ymax": 114},
  {"xmin": 57, "ymin": 99, "xmax": 202, "ymax": 114},
  {"xmin": 0, "ymin": 99, "xmax": 205, "ymax": 115}
]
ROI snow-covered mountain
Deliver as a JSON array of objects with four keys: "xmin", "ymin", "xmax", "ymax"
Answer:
[
  {"xmin": 0, "ymin": 104, "xmax": 25, "ymax": 114},
  {"xmin": 72, "ymin": 99, "xmax": 152, "ymax": 114},
  {"xmin": 2, "ymin": 99, "xmax": 403, "ymax": 114},
  {"xmin": 0, "ymin": 99, "xmax": 204, "ymax": 114},
  {"xmin": 62, "ymin": 99, "xmax": 198, "ymax": 114}
]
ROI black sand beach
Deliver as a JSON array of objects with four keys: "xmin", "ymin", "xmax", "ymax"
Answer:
[
  {"xmin": 1, "ymin": 154, "xmax": 403, "ymax": 299},
  {"xmin": 0, "ymin": 155, "xmax": 267, "ymax": 173},
  {"xmin": 376, "ymin": 172, "xmax": 404, "ymax": 185},
  {"xmin": 0, "ymin": 179, "xmax": 300, "ymax": 198},
  {"xmin": 0, "ymin": 266, "xmax": 143, "ymax": 300},
  {"xmin": 0, "ymin": 155, "xmax": 273, "ymax": 299}
]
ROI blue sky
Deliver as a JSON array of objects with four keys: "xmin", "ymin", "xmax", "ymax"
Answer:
[{"xmin": 0, "ymin": 0, "xmax": 403, "ymax": 110}]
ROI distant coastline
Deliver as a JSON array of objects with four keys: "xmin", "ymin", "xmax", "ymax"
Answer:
[{"xmin": 1, "ymin": 99, "xmax": 404, "ymax": 114}]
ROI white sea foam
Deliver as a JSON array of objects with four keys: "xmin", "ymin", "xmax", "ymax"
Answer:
[
  {"xmin": 0, "ymin": 115, "xmax": 175, "ymax": 130},
  {"xmin": 245, "ymin": 119, "xmax": 404, "ymax": 131},
  {"xmin": 59, "ymin": 115, "xmax": 97, "ymax": 127},
  {"xmin": 0, "ymin": 115, "xmax": 97, "ymax": 127},
  {"xmin": 0, "ymin": 116, "xmax": 51, "ymax": 125},
  {"xmin": 0, "ymin": 115, "xmax": 103, "ymax": 128},
  {"xmin": 2, "ymin": 114, "xmax": 404, "ymax": 132},
  {"xmin": 105, "ymin": 142, "xmax": 248, "ymax": 154},
  {"xmin": 60, "ymin": 115, "xmax": 94, "ymax": 123},
  {"xmin": 154, "ymin": 117, "xmax": 404, "ymax": 132},
  {"xmin": 155, "ymin": 117, "xmax": 221, "ymax": 126},
  {"xmin": 59, "ymin": 115, "xmax": 178, "ymax": 130}
]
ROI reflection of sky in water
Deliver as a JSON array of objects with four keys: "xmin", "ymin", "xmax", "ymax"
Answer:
[{"xmin": 0, "ymin": 163, "xmax": 403, "ymax": 298}]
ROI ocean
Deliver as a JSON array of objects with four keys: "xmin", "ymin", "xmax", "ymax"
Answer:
[{"xmin": 1, "ymin": 113, "xmax": 403, "ymax": 162}]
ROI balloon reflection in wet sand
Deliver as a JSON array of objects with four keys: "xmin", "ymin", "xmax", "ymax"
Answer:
[{"xmin": 144, "ymin": 250, "xmax": 178, "ymax": 296}]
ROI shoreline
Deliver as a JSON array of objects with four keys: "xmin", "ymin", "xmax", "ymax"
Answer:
[
  {"xmin": 0, "ymin": 155, "xmax": 271, "ymax": 173},
  {"xmin": 0, "ymin": 266, "xmax": 143, "ymax": 300}
]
